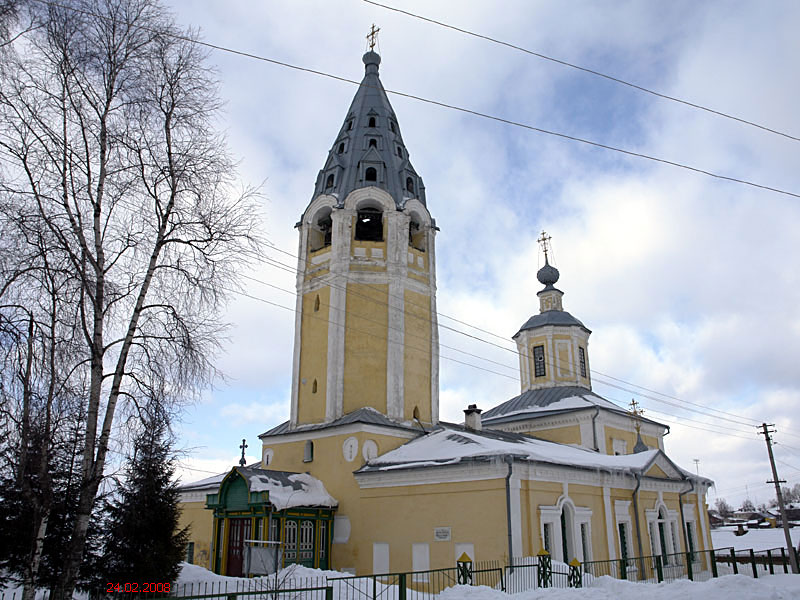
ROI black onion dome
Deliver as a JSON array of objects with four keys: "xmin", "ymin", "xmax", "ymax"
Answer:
[{"xmin": 537, "ymin": 260, "xmax": 560, "ymax": 287}]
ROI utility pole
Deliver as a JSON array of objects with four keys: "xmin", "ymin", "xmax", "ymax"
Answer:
[{"xmin": 758, "ymin": 423, "xmax": 799, "ymax": 574}]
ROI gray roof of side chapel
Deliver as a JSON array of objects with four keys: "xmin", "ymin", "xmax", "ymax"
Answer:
[{"xmin": 309, "ymin": 51, "xmax": 427, "ymax": 211}]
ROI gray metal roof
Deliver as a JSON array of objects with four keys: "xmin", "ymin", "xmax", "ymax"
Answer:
[
  {"xmin": 515, "ymin": 310, "xmax": 590, "ymax": 336},
  {"xmin": 259, "ymin": 406, "xmax": 423, "ymax": 438},
  {"xmin": 483, "ymin": 386, "xmax": 606, "ymax": 420},
  {"xmin": 307, "ymin": 51, "xmax": 427, "ymax": 211},
  {"xmin": 482, "ymin": 385, "xmax": 667, "ymax": 429}
]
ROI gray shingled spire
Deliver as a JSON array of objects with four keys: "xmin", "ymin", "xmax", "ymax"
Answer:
[{"xmin": 311, "ymin": 50, "xmax": 426, "ymax": 208}]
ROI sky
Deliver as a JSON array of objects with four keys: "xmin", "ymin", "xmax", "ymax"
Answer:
[{"xmin": 162, "ymin": 0, "xmax": 800, "ymax": 509}]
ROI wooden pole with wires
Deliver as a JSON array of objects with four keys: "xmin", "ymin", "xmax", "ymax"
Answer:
[{"xmin": 759, "ymin": 422, "xmax": 799, "ymax": 574}]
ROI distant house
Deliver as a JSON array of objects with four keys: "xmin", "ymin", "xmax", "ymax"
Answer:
[{"xmin": 708, "ymin": 510, "xmax": 724, "ymax": 528}]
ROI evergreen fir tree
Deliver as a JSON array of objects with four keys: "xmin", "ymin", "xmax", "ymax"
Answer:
[{"xmin": 101, "ymin": 419, "xmax": 188, "ymax": 584}]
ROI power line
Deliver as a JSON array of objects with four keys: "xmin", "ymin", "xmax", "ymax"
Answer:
[
  {"xmin": 364, "ymin": 0, "xmax": 800, "ymax": 143},
  {"xmin": 22, "ymin": 0, "xmax": 800, "ymax": 199},
  {"xmin": 246, "ymin": 243, "xmax": 791, "ymax": 435}
]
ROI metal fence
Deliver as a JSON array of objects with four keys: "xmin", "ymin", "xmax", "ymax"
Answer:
[{"xmin": 3, "ymin": 545, "xmax": 798, "ymax": 600}]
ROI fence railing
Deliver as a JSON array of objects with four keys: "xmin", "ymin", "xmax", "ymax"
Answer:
[{"xmin": 4, "ymin": 545, "xmax": 797, "ymax": 600}]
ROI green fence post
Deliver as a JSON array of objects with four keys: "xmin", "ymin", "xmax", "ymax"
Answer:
[
  {"xmin": 537, "ymin": 550, "xmax": 552, "ymax": 588},
  {"xmin": 655, "ymin": 556, "xmax": 664, "ymax": 583},
  {"xmin": 730, "ymin": 548, "xmax": 738, "ymax": 575},
  {"xmin": 767, "ymin": 549, "xmax": 774, "ymax": 575},
  {"xmin": 325, "ymin": 586, "xmax": 333, "ymax": 600},
  {"xmin": 619, "ymin": 559, "xmax": 627, "ymax": 580},
  {"xmin": 779, "ymin": 548, "xmax": 788, "ymax": 574},
  {"xmin": 686, "ymin": 552, "xmax": 693, "ymax": 581},
  {"xmin": 749, "ymin": 549, "xmax": 758, "ymax": 578},
  {"xmin": 398, "ymin": 573, "xmax": 407, "ymax": 600},
  {"xmin": 373, "ymin": 575, "xmax": 377, "ymax": 599},
  {"xmin": 711, "ymin": 550, "xmax": 718, "ymax": 578},
  {"xmin": 568, "ymin": 558, "xmax": 582, "ymax": 588}
]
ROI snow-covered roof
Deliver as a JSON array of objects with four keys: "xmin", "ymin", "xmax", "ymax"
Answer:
[
  {"xmin": 482, "ymin": 385, "xmax": 668, "ymax": 430},
  {"xmin": 356, "ymin": 423, "xmax": 696, "ymax": 480},
  {"xmin": 261, "ymin": 406, "xmax": 421, "ymax": 438},
  {"xmin": 238, "ymin": 467, "xmax": 338, "ymax": 511},
  {"xmin": 181, "ymin": 466, "xmax": 338, "ymax": 511}
]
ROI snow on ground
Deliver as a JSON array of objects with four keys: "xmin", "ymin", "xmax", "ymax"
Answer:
[
  {"xmin": 437, "ymin": 575, "xmax": 800, "ymax": 599},
  {"xmin": 176, "ymin": 564, "xmax": 800, "ymax": 600},
  {"xmin": 711, "ymin": 526, "xmax": 800, "ymax": 552}
]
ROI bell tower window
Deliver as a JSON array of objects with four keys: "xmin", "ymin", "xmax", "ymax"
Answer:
[
  {"xmin": 325, "ymin": 173, "xmax": 334, "ymax": 190},
  {"xmin": 368, "ymin": 139, "xmax": 377, "ymax": 149},
  {"xmin": 337, "ymin": 142, "xmax": 345, "ymax": 154},
  {"xmin": 406, "ymin": 177, "xmax": 414, "ymax": 194},
  {"xmin": 368, "ymin": 116, "xmax": 376, "ymax": 128},
  {"xmin": 365, "ymin": 167, "xmax": 377, "ymax": 182},
  {"xmin": 578, "ymin": 347, "xmax": 587, "ymax": 377},
  {"xmin": 409, "ymin": 219, "xmax": 425, "ymax": 252},
  {"xmin": 533, "ymin": 345, "xmax": 546, "ymax": 377},
  {"xmin": 356, "ymin": 207, "xmax": 383, "ymax": 241},
  {"xmin": 309, "ymin": 208, "xmax": 332, "ymax": 252}
]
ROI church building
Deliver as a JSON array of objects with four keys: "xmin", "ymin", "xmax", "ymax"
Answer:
[{"xmin": 178, "ymin": 44, "xmax": 713, "ymax": 579}]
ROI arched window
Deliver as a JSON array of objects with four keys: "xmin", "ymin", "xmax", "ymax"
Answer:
[
  {"xmin": 390, "ymin": 121, "xmax": 396, "ymax": 133},
  {"xmin": 368, "ymin": 116, "xmax": 376, "ymax": 128},
  {"xmin": 368, "ymin": 139, "xmax": 377, "ymax": 149},
  {"xmin": 412, "ymin": 406, "xmax": 420, "ymax": 420},
  {"xmin": 309, "ymin": 209, "xmax": 332, "ymax": 252},
  {"xmin": 312, "ymin": 379, "xmax": 318, "ymax": 393},
  {"xmin": 559, "ymin": 503, "xmax": 575, "ymax": 563},
  {"xmin": 337, "ymin": 142, "xmax": 345, "ymax": 154},
  {"xmin": 314, "ymin": 295, "xmax": 320, "ymax": 312},
  {"xmin": 355, "ymin": 207, "xmax": 383, "ymax": 241},
  {"xmin": 409, "ymin": 219, "xmax": 425, "ymax": 252},
  {"xmin": 406, "ymin": 177, "xmax": 414, "ymax": 194},
  {"xmin": 325, "ymin": 173, "xmax": 334, "ymax": 189},
  {"xmin": 303, "ymin": 440, "xmax": 314, "ymax": 463},
  {"xmin": 346, "ymin": 120, "xmax": 353, "ymax": 131},
  {"xmin": 365, "ymin": 167, "xmax": 377, "ymax": 182},
  {"xmin": 396, "ymin": 147, "xmax": 403, "ymax": 158}
]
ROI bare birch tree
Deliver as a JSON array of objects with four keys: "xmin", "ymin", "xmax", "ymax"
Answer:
[{"xmin": 0, "ymin": 0, "xmax": 262, "ymax": 596}]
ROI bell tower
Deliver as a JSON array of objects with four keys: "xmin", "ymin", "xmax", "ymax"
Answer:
[
  {"xmin": 513, "ymin": 233, "xmax": 593, "ymax": 392},
  {"xmin": 289, "ymin": 47, "xmax": 438, "ymax": 429}
]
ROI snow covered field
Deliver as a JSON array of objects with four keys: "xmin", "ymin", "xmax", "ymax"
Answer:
[{"xmin": 711, "ymin": 525, "xmax": 800, "ymax": 552}]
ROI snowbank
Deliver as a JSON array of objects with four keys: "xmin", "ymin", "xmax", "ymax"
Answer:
[{"xmin": 438, "ymin": 574, "xmax": 800, "ymax": 599}]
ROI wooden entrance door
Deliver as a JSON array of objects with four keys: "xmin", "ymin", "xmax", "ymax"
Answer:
[{"xmin": 226, "ymin": 518, "xmax": 251, "ymax": 576}]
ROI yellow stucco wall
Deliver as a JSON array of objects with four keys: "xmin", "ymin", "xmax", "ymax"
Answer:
[
  {"xmin": 298, "ymin": 287, "xmax": 331, "ymax": 424},
  {"xmin": 523, "ymin": 425, "xmax": 582, "ymax": 445},
  {"xmin": 357, "ymin": 478, "xmax": 509, "ymax": 573},
  {"xmin": 404, "ymin": 289, "xmax": 432, "ymax": 422},
  {"xmin": 261, "ymin": 428, "xmax": 420, "ymax": 573},
  {"xmin": 343, "ymin": 283, "xmax": 389, "ymax": 415},
  {"xmin": 179, "ymin": 500, "xmax": 214, "ymax": 569},
  {"xmin": 605, "ymin": 425, "xmax": 660, "ymax": 455}
]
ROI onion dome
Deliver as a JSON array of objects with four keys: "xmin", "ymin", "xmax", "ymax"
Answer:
[{"xmin": 537, "ymin": 259, "xmax": 560, "ymax": 289}]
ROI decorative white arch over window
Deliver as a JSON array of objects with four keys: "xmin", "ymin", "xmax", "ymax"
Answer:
[
  {"xmin": 539, "ymin": 495, "xmax": 593, "ymax": 563},
  {"xmin": 645, "ymin": 499, "xmax": 680, "ymax": 561}
]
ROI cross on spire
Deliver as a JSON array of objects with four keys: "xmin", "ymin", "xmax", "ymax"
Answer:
[
  {"xmin": 629, "ymin": 399, "xmax": 644, "ymax": 434},
  {"xmin": 366, "ymin": 24, "xmax": 381, "ymax": 51},
  {"xmin": 239, "ymin": 438, "xmax": 248, "ymax": 467},
  {"xmin": 537, "ymin": 230, "xmax": 552, "ymax": 262}
]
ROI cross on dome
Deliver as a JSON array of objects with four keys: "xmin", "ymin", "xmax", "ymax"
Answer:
[
  {"xmin": 537, "ymin": 230, "xmax": 552, "ymax": 262},
  {"xmin": 239, "ymin": 438, "xmax": 248, "ymax": 466},
  {"xmin": 366, "ymin": 24, "xmax": 380, "ymax": 51}
]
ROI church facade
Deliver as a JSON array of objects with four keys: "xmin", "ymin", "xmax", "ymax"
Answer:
[{"xmin": 178, "ymin": 48, "xmax": 713, "ymax": 578}]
